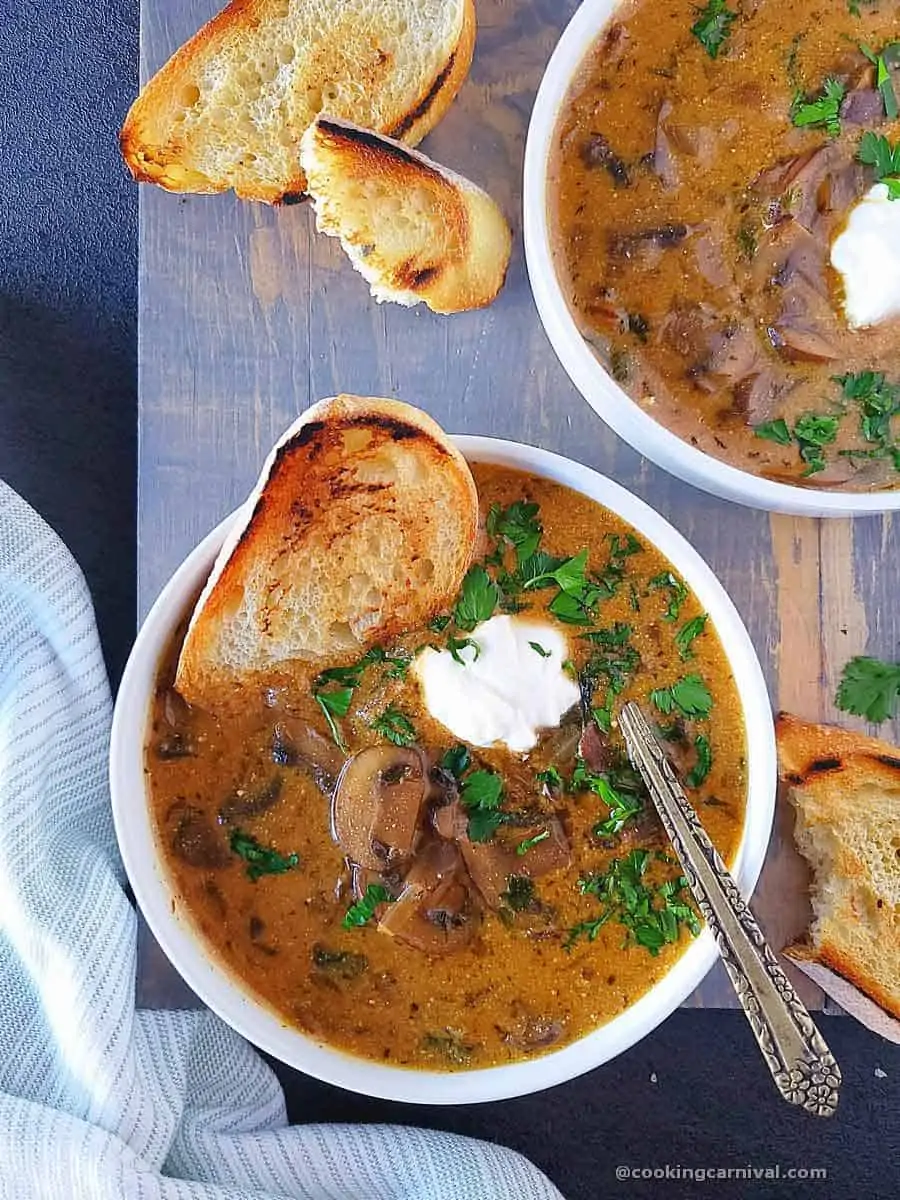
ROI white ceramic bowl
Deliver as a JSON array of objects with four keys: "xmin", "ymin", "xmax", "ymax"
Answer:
[
  {"xmin": 523, "ymin": 0, "xmax": 900, "ymax": 517},
  {"xmin": 110, "ymin": 436, "xmax": 776, "ymax": 1104}
]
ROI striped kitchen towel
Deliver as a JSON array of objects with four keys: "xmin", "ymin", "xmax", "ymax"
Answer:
[{"xmin": 0, "ymin": 478, "xmax": 564, "ymax": 1200}]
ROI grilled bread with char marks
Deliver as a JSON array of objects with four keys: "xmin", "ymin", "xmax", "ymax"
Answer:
[
  {"xmin": 777, "ymin": 712, "xmax": 900, "ymax": 1020},
  {"xmin": 299, "ymin": 115, "xmax": 512, "ymax": 313},
  {"xmin": 120, "ymin": 0, "xmax": 475, "ymax": 203},
  {"xmin": 175, "ymin": 395, "xmax": 478, "ymax": 704}
]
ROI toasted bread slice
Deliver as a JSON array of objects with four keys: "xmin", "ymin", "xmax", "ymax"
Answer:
[
  {"xmin": 777, "ymin": 712, "xmax": 900, "ymax": 1020},
  {"xmin": 120, "ymin": 0, "xmax": 476, "ymax": 203},
  {"xmin": 175, "ymin": 396, "xmax": 478, "ymax": 704},
  {"xmin": 299, "ymin": 116, "xmax": 512, "ymax": 313}
]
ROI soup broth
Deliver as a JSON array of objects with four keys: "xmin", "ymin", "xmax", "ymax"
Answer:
[
  {"xmin": 552, "ymin": 0, "xmax": 900, "ymax": 491},
  {"xmin": 146, "ymin": 465, "xmax": 747, "ymax": 1069}
]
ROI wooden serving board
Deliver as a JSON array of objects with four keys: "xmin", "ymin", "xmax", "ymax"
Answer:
[{"xmin": 137, "ymin": 0, "xmax": 900, "ymax": 1011}]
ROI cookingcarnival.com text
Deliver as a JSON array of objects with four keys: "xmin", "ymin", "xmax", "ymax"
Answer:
[{"xmin": 614, "ymin": 1164, "xmax": 828, "ymax": 1183}]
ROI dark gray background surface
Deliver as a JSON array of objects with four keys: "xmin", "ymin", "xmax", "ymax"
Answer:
[{"xmin": 0, "ymin": 3, "xmax": 897, "ymax": 1197}]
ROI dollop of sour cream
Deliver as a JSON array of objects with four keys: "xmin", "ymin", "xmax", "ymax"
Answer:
[
  {"xmin": 830, "ymin": 184, "xmax": 900, "ymax": 329},
  {"xmin": 413, "ymin": 614, "xmax": 580, "ymax": 753}
]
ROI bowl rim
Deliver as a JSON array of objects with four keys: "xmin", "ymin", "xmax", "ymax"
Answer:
[
  {"xmin": 522, "ymin": 0, "xmax": 900, "ymax": 517},
  {"xmin": 110, "ymin": 434, "xmax": 777, "ymax": 1105}
]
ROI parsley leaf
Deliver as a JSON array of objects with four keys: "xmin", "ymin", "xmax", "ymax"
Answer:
[
  {"xmin": 515, "ymin": 549, "xmax": 565, "ymax": 590},
  {"xmin": 314, "ymin": 645, "xmax": 407, "ymax": 688},
  {"xmin": 858, "ymin": 132, "xmax": 900, "ymax": 199},
  {"xmin": 691, "ymin": 0, "xmax": 736, "ymax": 59},
  {"xmin": 429, "ymin": 614, "xmax": 451, "ymax": 633},
  {"xmin": 315, "ymin": 687, "xmax": 352, "ymax": 752},
  {"xmin": 675, "ymin": 613, "xmax": 708, "ymax": 660},
  {"xmin": 579, "ymin": 628, "xmax": 641, "ymax": 731},
  {"xmin": 567, "ymin": 851, "xmax": 700, "ymax": 953},
  {"xmin": 755, "ymin": 411, "xmax": 842, "ymax": 475},
  {"xmin": 793, "ymin": 413, "xmax": 840, "ymax": 475},
  {"xmin": 230, "ymin": 829, "xmax": 300, "ymax": 882},
  {"xmin": 343, "ymin": 883, "xmax": 391, "ymax": 929},
  {"xmin": 371, "ymin": 705, "xmax": 417, "ymax": 746},
  {"xmin": 650, "ymin": 674, "xmax": 713, "ymax": 719},
  {"xmin": 536, "ymin": 765, "xmax": 564, "ymax": 791},
  {"xmin": 836, "ymin": 655, "xmax": 900, "ymax": 723},
  {"xmin": 516, "ymin": 829, "xmax": 550, "ymax": 856},
  {"xmin": 440, "ymin": 743, "xmax": 471, "ymax": 778},
  {"xmin": 648, "ymin": 572, "xmax": 689, "ymax": 622},
  {"xmin": 529, "ymin": 640, "xmax": 551, "ymax": 658},
  {"xmin": 835, "ymin": 370, "xmax": 900, "ymax": 453},
  {"xmin": 686, "ymin": 733, "xmax": 713, "ymax": 787},
  {"xmin": 753, "ymin": 418, "xmax": 792, "ymax": 446},
  {"xmin": 570, "ymin": 760, "xmax": 645, "ymax": 837},
  {"xmin": 447, "ymin": 635, "xmax": 479, "ymax": 664},
  {"xmin": 454, "ymin": 564, "xmax": 499, "ymax": 630},
  {"xmin": 791, "ymin": 77, "xmax": 845, "ymax": 137},
  {"xmin": 487, "ymin": 501, "xmax": 543, "ymax": 565},
  {"xmin": 460, "ymin": 769, "xmax": 504, "ymax": 842},
  {"xmin": 525, "ymin": 548, "xmax": 602, "ymax": 626}
]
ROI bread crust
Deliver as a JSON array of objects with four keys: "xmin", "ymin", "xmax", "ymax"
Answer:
[
  {"xmin": 777, "ymin": 712, "xmax": 900, "ymax": 1021},
  {"xmin": 120, "ymin": 0, "xmax": 476, "ymax": 203},
  {"xmin": 300, "ymin": 116, "xmax": 512, "ymax": 312},
  {"xmin": 175, "ymin": 396, "xmax": 478, "ymax": 703}
]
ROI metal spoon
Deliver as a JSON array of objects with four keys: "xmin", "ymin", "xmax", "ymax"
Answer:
[{"xmin": 619, "ymin": 701, "xmax": 841, "ymax": 1117}]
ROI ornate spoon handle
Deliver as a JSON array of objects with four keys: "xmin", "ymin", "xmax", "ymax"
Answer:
[{"xmin": 619, "ymin": 702, "xmax": 841, "ymax": 1117}]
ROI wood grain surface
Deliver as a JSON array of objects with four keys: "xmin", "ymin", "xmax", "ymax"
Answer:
[{"xmin": 137, "ymin": 0, "xmax": 900, "ymax": 1011}]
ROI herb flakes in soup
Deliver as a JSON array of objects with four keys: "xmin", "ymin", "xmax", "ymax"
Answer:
[
  {"xmin": 145, "ymin": 467, "xmax": 747, "ymax": 1071},
  {"xmin": 552, "ymin": 0, "xmax": 900, "ymax": 491}
]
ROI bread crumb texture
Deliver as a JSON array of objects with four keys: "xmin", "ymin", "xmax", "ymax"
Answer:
[{"xmin": 121, "ymin": 0, "xmax": 474, "ymax": 202}]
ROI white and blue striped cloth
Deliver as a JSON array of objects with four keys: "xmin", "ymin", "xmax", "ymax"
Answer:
[{"xmin": 0, "ymin": 479, "xmax": 564, "ymax": 1200}]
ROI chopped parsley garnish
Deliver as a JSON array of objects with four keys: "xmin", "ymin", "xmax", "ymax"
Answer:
[
  {"xmin": 230, "ymin": 829, "xmax": 300, "ymax": 882},
  {"xmin": 793, "ymin": 413, "xmax": 840, "ymax": 475},
  {"xmin": 860, "ymin": 42, "xmax": 900, "ymax": 121},
  {"xmin": 312, "ymin": 645, "xmax": 409, "ymax": 749},
  {"xmin": 447, "ymin": 635, "xmax": 479, "ymax": 664},
  {"xmin": 371, "ymin": 705, "xmax": 417, "ymax": 747},
  {"xmin": 314, "ymin": 687, "xmax": 353, "ymax": 752},
  {"xmin": 536, "ymin": 765, "xmax": 564, "ymax": 791},
  {"xmin": 686, "ymin": 733, "xmax": 713, "ymax": 788},
  {"xmin": 581, "ymin": 621, "xmax": 632, "ymax": 648},
  {"xmin": 440, "ymin": 743, "xmax": 471, "ymax": 778},
  {"xmin": 791, "ymin": 77, "xmax": 845, "ymax": 137},
  {"xmin": 835, "ymin": 371, "xmax": 900, "ymax": 458},
  {"xmin": 460, "ymin": 769, "xmax": 504, "ymax": 842},
  {"xmin": 343, "ymin": 883, "xmax": 392, "ymax": 929},
  {"xmin": 314, "ymin": 644, "xmax": 408, "ymax": 688},
  {"xmin": 650, "ymin": 674, "xmax": 713, "ymax": 719},
  {"xmin": 836, "ymin": 655, "xmax": 900, "ymax": 723},
  {"xmin": 754, "ymin": 412, "xmax": 841, "ymax": 475},
  {"xmin": 858, "ymin": 131, "xmax": 900, "ymax": 200},
  {"xmin": 579, "ymin": 625, "xmax": 641, "ymax": 731},
  {"xmin": 529, "ymin": 640, "xmax": 551, "ymax": 658},
  {"xmin": 566, "ymin": 849, "xmax": 701, "ymax": 953},
  {"xmin": 753, "ymin": 418, "xmax": 792, "ymax": 446},
  {"xmin": 524, "ymin": 548, "xmax": 599, "ymax": 626},
  {"xmin": 648, "ymin": 572, "xmax": 689, "ymax": 622},
  {"xmin": 453, "ymin": 564, "xmax": 499, "ymax": 630},
  {"xmin": 675, "ymin": 613, "xmax": 708, "ymax": 660},
  {"xmin": 429, "ymin": 614, "xmax": 451, "ymax": 633},
  {"xmin": 570, "ymin": 760, "xmax": 645, "ymax": 837},
  {"xmin": 501, "ymin": 874, "xmax": 535, "ymax": 911},
  {"xmin": 690, "ymin": 0, "xmax": 736, "ymax": 60},
  {"xmin": 487, "ymin": 500, "xmax": 543, "ymax": 565},
  {"xmin": 516, "ymin": 829, "xmax": 551, "ymax": 856}
]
